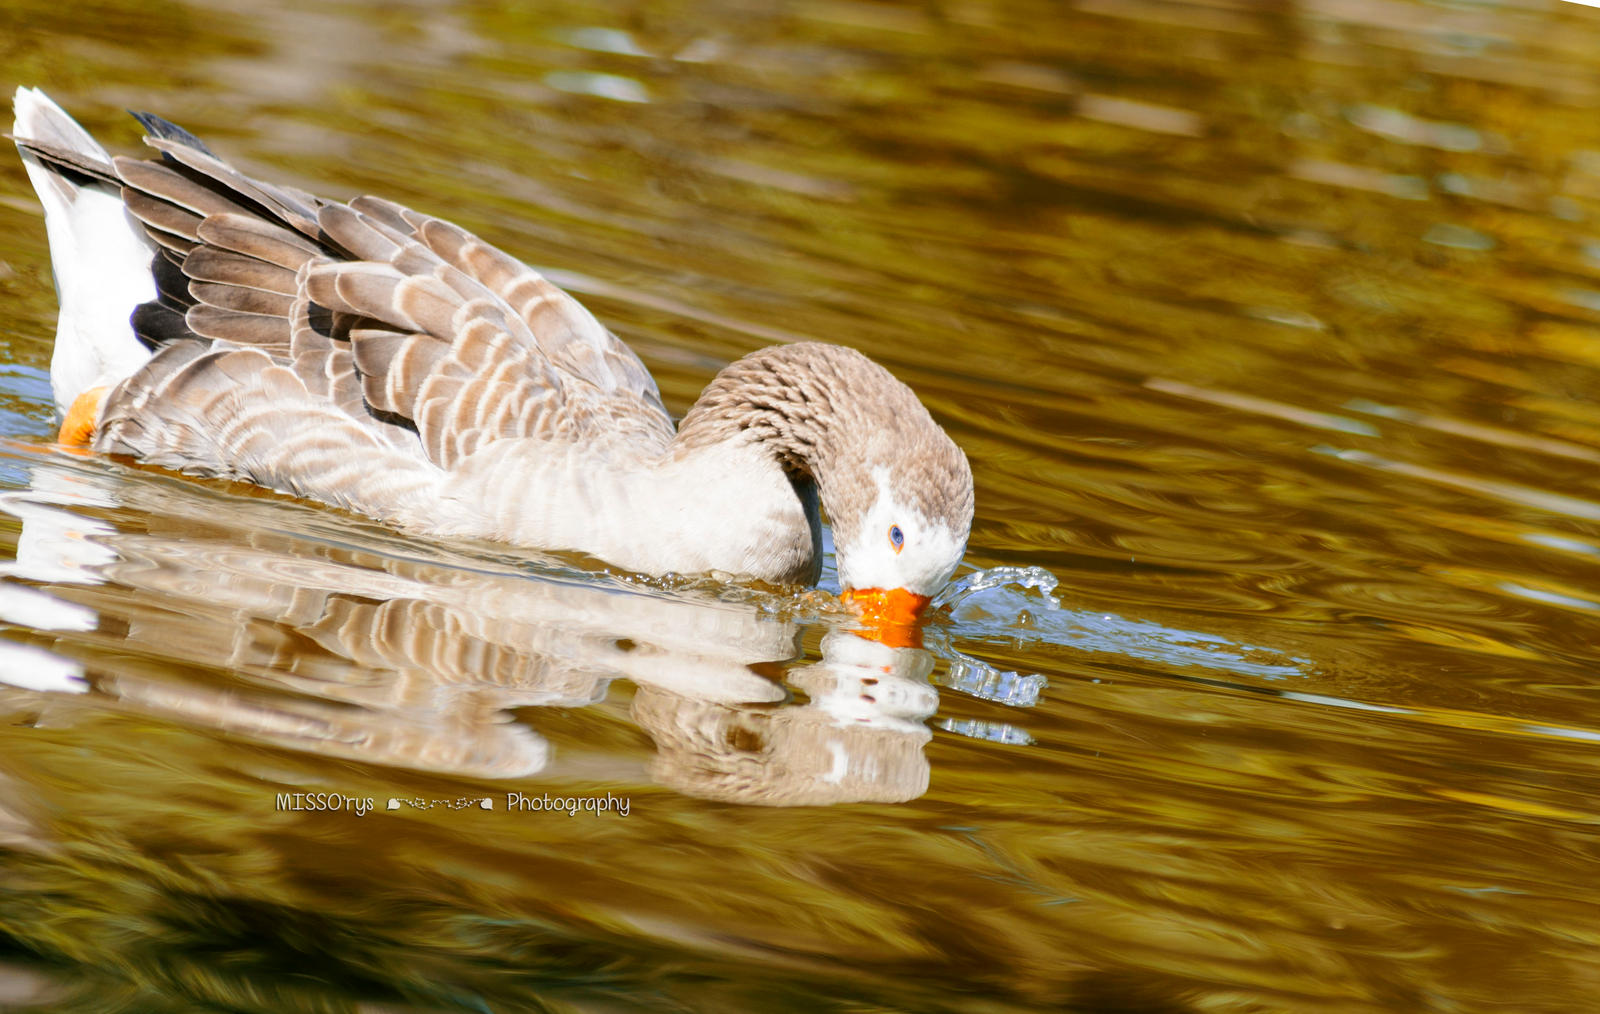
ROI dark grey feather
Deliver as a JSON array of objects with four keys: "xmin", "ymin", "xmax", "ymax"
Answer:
[
  {"xmin": 131, "ymin": 301, "xmax": 191, "ymax": 349},
  {"xmin": 151, "ymin": 251, "xmax": 193, "ymax": 310},
  {"xmin": 128, "ymin": 110, "xmax": 217, "ymax": 157}
]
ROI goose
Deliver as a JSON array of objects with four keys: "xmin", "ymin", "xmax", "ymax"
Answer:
[{"xmin": 9, "ymin": 87, "xmax": 973, "ymax": 624}]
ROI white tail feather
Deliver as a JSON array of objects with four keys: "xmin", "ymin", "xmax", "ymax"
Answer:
[{"xmin": 12, "ymin": 87, "xmax": 156, "ymax": 415}]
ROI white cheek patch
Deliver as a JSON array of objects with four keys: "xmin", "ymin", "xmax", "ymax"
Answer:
[{"xmin": 834, "ymin": 466, "xmax": 966, "ymax": 596}]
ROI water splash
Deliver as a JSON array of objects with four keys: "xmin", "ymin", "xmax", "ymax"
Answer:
[
  {"xmin": 937, "ymin": 653, "xmax": 1047, "ymax": 709},
  {"xmin": 933, "ymin": 565, "xmax": 1312, "ymax": 684},
  {"xmin": 932, "ymin": 565, "xmax": 1060, "ymax": 610}
]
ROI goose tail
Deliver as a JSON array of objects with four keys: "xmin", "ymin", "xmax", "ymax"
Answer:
[{"xmin": 12, "ymin": 87, "xmax": 156, "ymax": 421}]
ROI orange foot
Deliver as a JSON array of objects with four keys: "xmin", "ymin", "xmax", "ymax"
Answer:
[{"xmin": 57, "ymin": 385, "xmax": 107, "ymax": 447}]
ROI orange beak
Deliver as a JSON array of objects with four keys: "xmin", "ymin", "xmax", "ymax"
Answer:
[{"xmin": 840, "ymin": 587, "xmax": 932, "ymax": 648}]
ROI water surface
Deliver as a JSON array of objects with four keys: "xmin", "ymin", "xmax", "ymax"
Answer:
[{"xmin": 3, "ymin": 0, "xmax": 1600, "ymax": 1010}]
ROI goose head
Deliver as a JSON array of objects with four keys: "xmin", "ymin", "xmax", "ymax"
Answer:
[
  {"xmin": 677, "ymin": 342, "xmax": 974, "ymax": 627},
  {"xmin": 826, "ymin": 430, "xmax": 972, "ymax": 627}
]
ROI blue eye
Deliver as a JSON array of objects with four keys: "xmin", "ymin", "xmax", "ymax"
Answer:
[{"xmin": 888, "ymin": 525, "xmax": 904, "ymax": 552}]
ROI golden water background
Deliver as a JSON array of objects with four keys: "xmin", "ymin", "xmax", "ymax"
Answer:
[{"xmin": 2, "ymin": 0, "xmax": 1600, "ymax": 1010}]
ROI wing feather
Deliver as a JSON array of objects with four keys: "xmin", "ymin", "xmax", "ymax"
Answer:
[
  {"xmin": 132, "ymin": 301, "xmax": 190, "ymax": 347},
  {"xmin": 183, "ymin": 247, "xmax": 299, "ymax": 295},
  {"xmin": 121, "ymin": 187, "xmax": 203, "ymax": 242},
  {"xmin": 185, "ymin": 305, "xmax": 289, "ymax": 346},
  {"xmin": 306, "ymin": 202, "xmax": 674, "ymax": 468},
  {"xmin": 88, "ymin": 107, "xmax": 673, "ymax": 491},
  {"xmin": 115, "ymin": 156, "xmax": 258, "ymax": 221},
  {"xmin": 197, "ymin": 212, "xmax": 323, "ymax": 268},
  {"xmin": 140, "ymin": 136, "xmax": 324, "ymax": 239},
  {"xmin": 188, "ymin": 281, "xmax": 296, "ymax": 318},
  {"xmin": 96, "ymin": 344, "xmax": 436, "ymax": 520}
]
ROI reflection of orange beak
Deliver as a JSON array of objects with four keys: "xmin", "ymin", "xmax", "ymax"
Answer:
[{"xmin": 841, "ymin": 587, "xmax": 932, "ymax": 648}]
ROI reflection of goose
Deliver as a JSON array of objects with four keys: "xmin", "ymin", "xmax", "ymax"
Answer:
[
  {"xmin": 637, "ymin": 630, "xmax": 936, "ymax": 806},
  {"xmin": 0, "ymin": 457, "xmax": 938, "ymax": 804},
  {"xmin": 11, "ymin": 88, "xmax": 973, "ymax": 625}
]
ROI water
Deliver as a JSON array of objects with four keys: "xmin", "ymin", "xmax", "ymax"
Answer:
[{"xmin": 3, "ymin": 0, "xmax": 1600, "ymax": 1010}]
